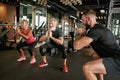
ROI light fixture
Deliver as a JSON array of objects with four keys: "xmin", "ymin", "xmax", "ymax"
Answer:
[
  {"xmin": 70, "ymin": 15, "xmax": 77, "ymax": 19},
  {"xmin": 100, "ymin": 9, "xmax": 105, "ymax": 14},
  {"xmin": 32, "ymin": 0, "xmax": 37, "ymax": 2},
  {"xmin": 37, "ymin": 0, "xmax": 47, "ymax": 6},
  {"xmin": 60, "ymin": 0, "xmax": 82, "ymax": 6}
]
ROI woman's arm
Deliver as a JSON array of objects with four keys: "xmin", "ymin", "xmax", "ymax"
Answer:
[{"xmin": 17, "ymin": 28, "xmax": 32, "ymax": 39}]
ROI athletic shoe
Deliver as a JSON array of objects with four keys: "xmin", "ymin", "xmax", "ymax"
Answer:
[
  {"xmin": 72, "ymin": 50, "xmax": 78, "ymax": 54},
  {"xmin": 38, "ymin": 61, "xmax": 48, "ymax": 67},
  {"xmin": 17, "ymin": 57, "xmax": 26, "ymax": 61},
  {"xmin": 63, "ymin": 65, "xmax": 68, "ymax": 72},
  {"xmin": 30, "ymin": 58, "xmax": 36, "ymax": 64}
]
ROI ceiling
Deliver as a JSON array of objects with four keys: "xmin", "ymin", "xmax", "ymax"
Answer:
[
  {"xmin": 48, "ymin": 0, "xmax": 110, "ymax": 11},
  {"xmin": 0, "ymin": 0, "xmax": 120, "ymax": 18},
  {"xmin": 0, "ymin": 0, "xmax": 120, "ymax": 9},
  {"xmin": 47, "ymin": 0, "xmax": 110, "ymax": 18}
]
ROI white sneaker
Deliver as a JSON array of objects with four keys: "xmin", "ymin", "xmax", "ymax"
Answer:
[
  {"xmin": 30, "ymin": 58, "xmax": 36, "ymax": 64},
  {"xmin": 17, "ymin": 57, "xmax": 26, "ymax": 61}
]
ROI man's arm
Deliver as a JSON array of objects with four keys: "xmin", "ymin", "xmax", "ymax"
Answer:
[
  {"xmin": 50, "ymin": 36, "xmax": 63, "ymax": 45},
  {"xmin": 39, "ymin": 35, "xmax": 48, "ymax": 43},
  {"xmin": 74, "ymin": 36, "xmax": 93, "ymax": 50},
  {"xmin": 47, "ymin": 30, "xmax": 63, "ymax": 45}
]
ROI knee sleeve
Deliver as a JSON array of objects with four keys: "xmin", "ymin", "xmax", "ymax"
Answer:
[{"xmin": 39, "ymin": 47, "xmax": 47, "ymax": 56}]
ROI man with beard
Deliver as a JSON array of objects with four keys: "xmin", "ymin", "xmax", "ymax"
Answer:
[
  {"xmin": 74, "ymin": 9, "xmax": 120, "ymax": 80},
  {"xmin": 38, "ymin": 18, "xmax": 68, "ymax": 72}
]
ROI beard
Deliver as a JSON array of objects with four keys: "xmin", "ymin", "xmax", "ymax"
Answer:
[
  {"xmin": 50, "ymin": 27, "xmax": 56, "ymax": 31},
  {"xmin": 85, "ymin": 24, "xmax": 90, "ymax": 30}
]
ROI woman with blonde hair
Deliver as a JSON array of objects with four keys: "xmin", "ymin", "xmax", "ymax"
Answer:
[{"xmin": 15, "ymin": 19, "xmax": 37, "ymax": 64}]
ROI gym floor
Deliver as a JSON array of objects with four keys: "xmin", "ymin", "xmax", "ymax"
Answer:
[{"xmin": 0, "ymin": 47, "xmax": 120, "ymax": 80}]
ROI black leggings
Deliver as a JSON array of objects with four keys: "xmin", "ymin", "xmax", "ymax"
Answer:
[
  {"xmin": 39, "ymin": 42, "xmax": 67, "ymax": 59},
  {"xmin": 16, "ymin": 41, "xmax": 37, "ymax": 56}
]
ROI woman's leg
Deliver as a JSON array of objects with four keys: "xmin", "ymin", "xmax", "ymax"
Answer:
[
  {"xmin": 28, "ymin": 41, "xmax": 37, "ymax": 64},
  {"xmin": 16, "ymin": 42, "xmax": 28, "ymax": 61}
]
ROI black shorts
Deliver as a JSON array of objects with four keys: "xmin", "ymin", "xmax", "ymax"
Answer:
[{"xmin": 103, "ymin": 57, "xmax": 120, "ymax": 74}]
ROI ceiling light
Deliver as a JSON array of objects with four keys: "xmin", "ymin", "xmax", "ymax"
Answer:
[
  {"xmin": 100, "ymin": 9, "xmax": 105, "ymax": 14},
  {"xmin": 60, "ymin": 0, "xmax": 82, "ymax": 5},
  {"xmin": 70, "ymin": 15, "xmax": 77, "ymax": 19},
  {"xmin": 37, "ymin": 0, "xmax": 47, "ymax": 6},
  {"xmin": 33, "ymin": 0, "xmax": 37, "ymax": 2}
]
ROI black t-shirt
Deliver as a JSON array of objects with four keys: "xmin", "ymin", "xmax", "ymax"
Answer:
[
  {"xmin": 50, "ymin": 27, "xmax": 63, "ymax": 45},
  {"xmin": 86, "ymin": 24, "xmax": 120, "ymax": 59}
]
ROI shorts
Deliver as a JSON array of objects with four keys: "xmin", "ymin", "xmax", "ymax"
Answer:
[{"xmin": 103, "ymin": 57, "xmax": 120, "ymax": 74}]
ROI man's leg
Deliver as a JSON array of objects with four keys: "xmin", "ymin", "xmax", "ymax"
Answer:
[
  {"xmin": 38, "ymin": 43, "xmax": 53, "ymax": 67},
  {"xmin": 41, "ymin": 56, "xmax": 47, "ymax": 63},
  {"xmin": 91, "ymin": 52, "xmax": 100, "ymax": 60},
  {"xmin": 99, "ymin": 74, "xmax": 104, "ymax": 80},
  {"xmin": 58, "ymin": 44, "xmax": 68, "ymax": 72},
  {"xmin": 63, "ymin": 58, "xmax": 67, "ymax": 66},
  {"xmin": 91, "ymin": 52, "xmax": 104, "ymax": 80},
  {"xmin": 83, "ymin": 59, "xmax": 107, "ymax": 80}
]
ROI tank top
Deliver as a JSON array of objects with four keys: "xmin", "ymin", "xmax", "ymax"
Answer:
[
  {"xmin": 21, "ymin": 28, "xmax": 36, "ymax": 44},
  {"xmin": 26, "ymin": 34, "xmax": 36, "ymax": 44}
]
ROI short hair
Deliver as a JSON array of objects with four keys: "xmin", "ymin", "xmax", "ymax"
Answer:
[
  {"xmin": 50, "ymin": 18, "xmax": 58, "ymax": 25},
  {"xmin": 83, "ymin": 9, "xmax": 96, "ymax": 17}
]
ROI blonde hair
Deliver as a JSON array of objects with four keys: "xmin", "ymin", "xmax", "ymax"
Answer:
[
  {"xmin": 50, "ymin": 18, "xmax": 58, "ymax": 25},
  {"xmin": 21, "ymin": 19, "xmax": 28, "ymax": 24}
]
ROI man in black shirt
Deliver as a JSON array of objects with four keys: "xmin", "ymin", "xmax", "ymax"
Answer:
[
  {"xmin": 38, "ymin": 18, "xmax": 68, "ymax": 72},
  {"xmin": 74, "ymin": 9, "xmax": 120, "ymax": 80}
]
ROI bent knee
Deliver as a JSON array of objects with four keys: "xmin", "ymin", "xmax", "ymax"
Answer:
[{"xmin": 83, "ymin": 62, "xmax": 92, "ymax": 72}]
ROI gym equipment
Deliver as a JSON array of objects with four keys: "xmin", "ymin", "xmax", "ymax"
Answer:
[{"xmin": 0, "ymin": 30, "xmax": 9, "ymax": 38}]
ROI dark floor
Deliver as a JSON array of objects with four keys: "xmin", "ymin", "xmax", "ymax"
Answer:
[{"xmin": 0, "ymin": 47, "xmax": 120, "ymax": 80}]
